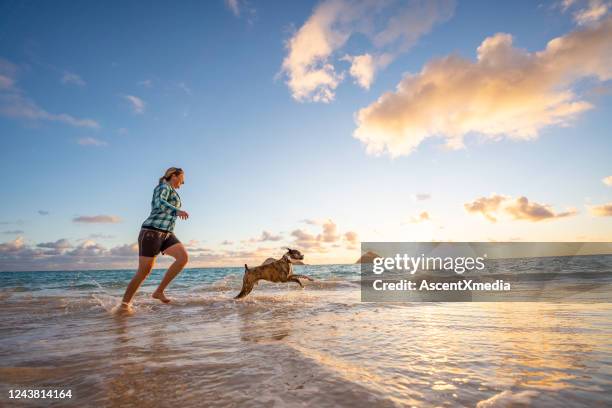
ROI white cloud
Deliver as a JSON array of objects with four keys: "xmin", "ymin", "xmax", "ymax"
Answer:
[
  {"xmin": 225, "ymin": 0, "xmax": 241, "ymax": 16},
  {"xmin": 281, "ymin": 0, "xmax": 454, "ymax": 102},
  {"xmin": 123, "ymin": 94, "xmax": 145, "ymax": 114},
  {"xmin": 0, "ymin": 236, "xmax": 25, "ymax": 252},
  {"xmin": 354, "ymin": 17, "xmax": 612, "ymax": 157},
  {"xmin": 225, "ymin": 0, "xmax": 256, "ymax": 22},
  {"xmin": 73, "ymin": 215, "xmax": 121, "ymax": 223},
  {"xmin": 413, "ymin": 193, "xmax": 431, "ymax": 201},
  {"xmin": 603, "ymin": 175, "xmax": 612, "ymax": 186},
  {"xmin": 572, "ymin": 0, "xmax": 610, "ymax": 25},
  {"xmin": 61, "ymin": 72, "xmax": 86, "ymax": 86},
  {"xmin": 37, "ymin": 239, "xmax": 72, "ymax": 249},
  {"xmin": 291, "ymin": 219, "xmax": 357, "ymax": 251},
  {"xmin": 0, "ymin": 74, "xmax": 14, "ymax": 90},
  {"xmin": 0, "ymin": 92, "xmax": 100, "ymax": 128},
  {"xmin": 589, "ymin": 202, "xmax": 612, "ymax": 216},
  {"xmin": 342, "ymin": 53, "xmax": 376, "ymax": 89},
  {"xmin": 77, "ymin": 137, "xmax": 107, "ymax": 147},
  {"xmin": 0, "ymin": 58, "xmax": 99, "ymax": 128},
  {"xmin": 465, "ymin": 194, "xmax": 578, "ymax": 222},
  {"xmin": 242, "ymin": 230, "xmax": 283, "ymax": 243},
  {"xmin": 408, "ymin": 211, "xmax": 431, "ymax": 223}
]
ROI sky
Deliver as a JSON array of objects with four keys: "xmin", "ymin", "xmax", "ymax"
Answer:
[{"xmin": 0, "ymin": 0, "xmax": 611, "ymax": 271}]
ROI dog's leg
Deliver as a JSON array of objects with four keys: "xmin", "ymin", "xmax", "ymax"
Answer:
[
  {"xmin": 235, "ymin": 279, "xmax": 256, "ymax": 299},
  {"xmin": 289, "ymin": 277, "xmax": 304, "ymax": 288},
  {"xmin": 235, "ymin": 267, "xmax": 258, "ymax": 299},
  {"xmin": 291, "ymin": 274, "xmax": 314, "ymax": 282}
]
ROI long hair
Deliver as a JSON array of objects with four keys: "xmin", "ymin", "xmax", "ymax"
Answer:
[{"xmin": 159, "ymin": 167, "xmax": 183, "ymax": 184}]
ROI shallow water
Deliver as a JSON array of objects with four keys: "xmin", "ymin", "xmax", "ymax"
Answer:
[{"xmin": 1, "ymin": 264, "xmax": 611, "ymax": 407}]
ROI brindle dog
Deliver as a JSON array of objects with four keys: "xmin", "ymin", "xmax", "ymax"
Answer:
[{"xmin": 235, "ymin": 248, "xmax": 314, "ymax": 299}]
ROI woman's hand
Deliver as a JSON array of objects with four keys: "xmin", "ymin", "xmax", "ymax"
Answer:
[{"xmin": 177, "ymin": 210, "xmax": 189, "ymax": 220}]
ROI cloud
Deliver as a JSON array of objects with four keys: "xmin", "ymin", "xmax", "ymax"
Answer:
[
  {"xmin": 259, "ymin": 230, "xmax": 282, "ymax": 241},
  {"xmin": 61, "ymin": 72, "xmax": 86, "ymax": 86},
  {"xmin": 0, "ymin": 58, "xmax": 17, "ymax": 88},
  {"xmin": 242, "ymin": 230, "xmax": 283, "ymax": 244},
  {"xmin": 281, "ymin": 0, "xmax": 454, "ymax": 102},
  {"xmin": 225, "ymin": 0, "xmax": 241, "ymax": 16},
  {"xmin": 65, "ymin": 240, "xmax": 106, "ymax": 257},
  {"xmin": 505, "ymin": 197, "xmax": 578, "ymax": 221},
  {"xmin": 571, "ymin": 0, "xmax": 610, "ymax": 25},
  {"xmin": 88, "ymin": 233, "xmax": 114, "ymax": 239},
  {"xmin": 354, "ymin": 17, "xmax": 612, "ymax": 157},
  {"xmin": 0, "ymin": 237, "xmax": 141, "ymax": 271},
  {"xmin": 465, "ymin": 194, "xmax": 578, "ymax": 222},
  {"xmin": 291, "ymin": 219, "xmax": 357, "ymax": 251},
  {"xmin": 109, "ymin": 243, "xmax": 138, "ymax": 256},
  {"xmin": 38, "ymin": 210, "xmax": 49, "ymax": 215},
  {"xmin": 344, "ymin": 231, "xmax": 358, "ymax": 244},
  {"xmin": 344, "ymin": 230, "xmax": 359, "ymax": 249},
  {"xmin": 589, "ymin": 202, "xmax": 612, "ymax": 216},
  {"xmin": 225, "ymin": 0, "xmax": 256, "ymax": 22},
  {"xmin": 3, "ymin": 230, "xmax": 24, "ymax": 235},
  {"xmin": 73, "ymin": 215, "xmax": 121, "ymax": 223},
  {"xmin": 77, "ymin": 137, "xmax": 107, "ymax": 147},
  {"xmin": 301, "ymin": 219, "xmax": 320, "ymax": 225},
  {"xmin": 464, "ymin": 195, "xmax": 507, "ymax": 222},
  {"xmin": 291, "ymin": 228, "xmax": 323, "ymax": 250},
  {"xmin": 138, "ymin": 79, "xmax": 153, "ymax": 88},
  {"xmin": 603, "ymin": 175, "xmax": 612, "ymax": 186},
  {"xmin": 220, "ymin": 240, "xmax": 234, "ymax": 245},
  {"xmin": 319, "ymin": 219, "xmax": 340, "ymax": 242},
  {"xmin": 123, "ymin": 95, "xmax": 145, "ymax": 114},
  {"xmin": 177, "ymin": 82, "xmax": 192, "ymax": 95},
  {"xmin": 0, "ymin": 58, "xmax": 99, "ymax": 128},
  {"xmin": 413, "ymin": 193, "xmax": 431, "ymax": 201},
  {"xmin": 37, "ymin": 239, "xmax": 72, "ymax": 249},
  {"xmin": 342, "ymin": 53, "xmax": 376, "ymax": 89},
  {"xmin": 0, "ymin": 220, "xmax": 24, "ymax": 226},
  {"xmin": 0, "ymin": 92, "xmax": 100, "ymax": 128},
  {"xmin": 408, "ymin": 211, "xmax": 431, "ymax": 223},
  {"xmin": 0, "ymin": 220, "xmax": 359, "ymax": 270},
  {"xmin": 0, "ymin": 236, "xmax": 25, "ymax": 253}
]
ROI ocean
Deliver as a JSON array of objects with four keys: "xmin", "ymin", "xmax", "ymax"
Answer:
[{"xmin": 1, "ymin": 260, "xmax": 611, "ymax": 407}]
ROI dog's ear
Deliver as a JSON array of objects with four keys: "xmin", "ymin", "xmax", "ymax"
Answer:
[{"xmin": 282, "ymin": 246, "xmax": 292, "ymax": 251}]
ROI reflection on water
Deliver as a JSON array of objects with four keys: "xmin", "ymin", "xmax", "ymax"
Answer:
[{"xmin": 0, "ymin": 266, "xmax": 610, "ymax": 407}]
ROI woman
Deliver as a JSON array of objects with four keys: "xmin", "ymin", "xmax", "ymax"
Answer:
[{"xmin": 121, "ymin": 167, "xmax": 190, "ymax": 309}]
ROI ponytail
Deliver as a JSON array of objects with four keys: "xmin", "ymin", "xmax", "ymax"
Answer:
[{"xmin": 159, "ymin": 167, "xmax": 183, "ymax": 184}]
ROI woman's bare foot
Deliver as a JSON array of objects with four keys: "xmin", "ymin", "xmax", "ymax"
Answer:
[
  {"xmin": 152, "ymin": 291, "xmax": 171, "ymax": 303},
  {"xmin": 115, "ymin": 301, "xmax": 134, "ymax": 315}
]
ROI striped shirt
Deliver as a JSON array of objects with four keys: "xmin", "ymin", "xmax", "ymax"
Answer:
[{"xmin": 141, "ymin": 182, "xmax": 182, "ymax": 232}]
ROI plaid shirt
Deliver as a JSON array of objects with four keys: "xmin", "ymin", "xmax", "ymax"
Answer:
[{"xmin": 141, "ymin": 182, "xmax": 182, "ymax": 232}]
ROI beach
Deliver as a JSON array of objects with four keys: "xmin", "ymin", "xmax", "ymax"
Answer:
[{"xmin": 1, "ymin": 264, "xmax": 611, "ymax": 407}]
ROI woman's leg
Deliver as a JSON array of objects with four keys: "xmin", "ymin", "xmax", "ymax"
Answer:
[
  {"xmin": 121, "ymin": 256, "xmax": 156, "ymax": 305},
  {"xmin": 152, "ymin": 243, "xmax": 188, "ymax": 303}
]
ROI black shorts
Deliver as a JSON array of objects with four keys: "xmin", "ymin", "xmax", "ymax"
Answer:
[{"xmin": 138, "ymin": 228, "xmax": 181, "ymax": 257}]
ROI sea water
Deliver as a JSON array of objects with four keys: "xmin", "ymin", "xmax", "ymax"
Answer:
[{"xmin": 0, "ymin": 259, "xmax": 611, "ymax": 407}]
